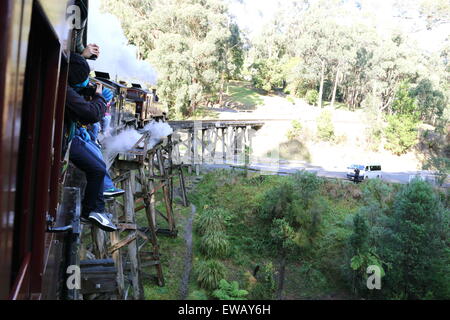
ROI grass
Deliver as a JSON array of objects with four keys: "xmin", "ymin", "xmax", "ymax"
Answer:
[
  {"xmin": 185, "ymin": 107, "xmax": 219, "ymax": 120},
  {"xmin": 139, "ymin": 171, "xmax": 194, "ymax": 300},
  {"xmin": 225, "ymin": 81, "xmax": 265, "ymax": 110}
]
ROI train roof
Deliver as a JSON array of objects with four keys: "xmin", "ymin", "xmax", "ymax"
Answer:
[{"xmin": 92, "ymin": 71, "xmax": 128, "ymax": 90}]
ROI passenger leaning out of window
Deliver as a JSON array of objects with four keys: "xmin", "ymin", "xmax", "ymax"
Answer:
[{"xmin": 64, "ymin": 53, "xmax": 117, "ymax": 232}]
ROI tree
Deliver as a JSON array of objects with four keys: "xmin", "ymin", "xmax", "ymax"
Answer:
[
  {"xmin": 409, "ymin": 79, "xmax": 447, "ymax": 125},
  {"xmin": 384, "ymin": 114, "xmax": 419, "ymax": 155},
  {"xmin": 103, "ymin": 0, "xmax": 244, "ymax": 118},
  {"xmin": 258, "ymin": 172, "xmax": 324, "ymax": 299},
  {"xmin": 381, "ymin": 180, "xmax": 450, "ymax": 299},
  {"xmin": 316, "ymin": 110, "xmax": 335, "ymax": 141},
  {"xmin": 348, "ymin": 213, "xmax": 384, "ymax": 296}
]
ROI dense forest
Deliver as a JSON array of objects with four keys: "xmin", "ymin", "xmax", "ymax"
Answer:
[{"xmin": 103, "ymin": 0, "xmax": 449, "ymax": 120}]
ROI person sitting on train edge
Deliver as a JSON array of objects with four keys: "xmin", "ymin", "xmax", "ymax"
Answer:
[
  {"xmin": 65, "ymin": 53, "xmax": 117, "ymax": 232},
  {"xmin": 82, "ymin": 98, "xmax": 125, "ymax": 198}
]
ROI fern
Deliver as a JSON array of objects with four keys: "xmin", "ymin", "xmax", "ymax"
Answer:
[{"xmin": 212, "ymin": 279, "xmax": 248, "ymax": 300}]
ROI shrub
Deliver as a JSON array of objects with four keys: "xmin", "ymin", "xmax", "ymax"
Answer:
[
  {"xmin": 200, "ymin": 231, "xmax": 230, "ymax": 258},
  {"xmin": 381, "ymin": 180, "xmax": 450, "ymax": 299},
  {"xmin": 286, "ymin": 120, "xmax": 303, "ymax": 140},
  {"xmin": 249, "ymin": 262, "xmax": 277, "ymax": 300},
  {"xmin": 316, "ymin": 110, "xmax": 335, "ymax": 141},
  {"xmin": 195, "ymin": 208, "xmax": 226, "ymax": 235},
  {"xmin": 423, "ymin": 156, "xmax": 450, "ymax": 186},
  {"xmin": 305, "ymin": 89, "xmax": 318, "ymax": 105},
  {"xmin": 384, "ymin": 114, "xmax": 419, "ymax": 155},
  {"xmin": 196, "ymin": 260, "xmax": 227, "ymax": 291},
  {"xmin": 212, "ymin": 279, "xmax": 248, "ymax": 300}
]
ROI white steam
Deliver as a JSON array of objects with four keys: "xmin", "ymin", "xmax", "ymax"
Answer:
[
  {"xmin": 87, "ymin": 0, "xmax": 157, "ymax": 85},
  {"xmin": 143, "ymin": 121, "xmax": 174, "ymax": 149},
  {"xmin": 102, "ymin": 121, "xmax": 173, "ymax": 169},
  {"xmin": 103, "ymin": 129, "xmax": 143, "ymax": 169}
]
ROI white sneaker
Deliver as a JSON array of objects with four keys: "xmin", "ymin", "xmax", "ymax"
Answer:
[{"xmin": 88, "ymin": 212, "xmax": 117, "ymax": 232}]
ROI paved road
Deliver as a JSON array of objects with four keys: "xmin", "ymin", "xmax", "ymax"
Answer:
[{"xmin": 200, "ymin": 161, "xmax": 448, "ymax": 188}]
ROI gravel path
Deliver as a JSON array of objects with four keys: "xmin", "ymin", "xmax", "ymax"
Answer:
[{"xmin": 180, "ymin": 204, "xmax": 197, "ymax": 299}]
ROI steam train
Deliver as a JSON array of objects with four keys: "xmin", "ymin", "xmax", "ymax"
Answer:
[{"xmin": 0, "ymin": 0, "xmax": 163, "ymax": 299}]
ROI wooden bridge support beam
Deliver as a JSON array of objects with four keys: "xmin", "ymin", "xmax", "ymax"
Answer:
[{"xmin": 122, "ymin": 170, "xmax": 144, "ymax": 300}]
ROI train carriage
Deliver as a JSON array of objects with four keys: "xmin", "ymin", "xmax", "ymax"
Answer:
[{"xmin": 0, "ymin": 0, "xmax": 90, "ymax": 300}]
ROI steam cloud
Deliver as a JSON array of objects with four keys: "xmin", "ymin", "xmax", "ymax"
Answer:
[
  {"xmin": 102, "ymin": 121, "xmax": 173, "ymax": 169},
  {"xmin": 87, "ymin": 0, "xmax": 157, "ymax": 85}
]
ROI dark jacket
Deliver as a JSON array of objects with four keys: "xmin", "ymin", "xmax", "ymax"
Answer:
[
  {"xmin": 63, "ymin": 87, "xmax": 106, "ymax": 155},
  {"xmin": 66, "ymin": 86, "xmax": 107, "ymax": 125}
]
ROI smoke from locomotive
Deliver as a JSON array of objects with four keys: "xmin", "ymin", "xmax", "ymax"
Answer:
[{"xmin": 87, "ymin": 0, "xmax": 157, "ymax": 85}]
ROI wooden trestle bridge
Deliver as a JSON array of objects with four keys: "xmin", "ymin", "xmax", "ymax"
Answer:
[{"xmin": 66, "ymin": 119, "xmax": 264, "ymax": 300}]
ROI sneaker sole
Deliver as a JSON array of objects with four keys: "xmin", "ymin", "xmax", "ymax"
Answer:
[
  {"xmin": 104, "ymin": 192, "xmax": 125, "ymax": 197},
  {"xmin": 88, "ymin": 215, "xmax": 117, "ymax": 232}
]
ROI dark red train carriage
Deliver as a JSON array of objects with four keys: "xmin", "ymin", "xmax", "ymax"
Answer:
[{"xmin": 0, "ymin": 0, "xmax": 90, "ymax": 300}]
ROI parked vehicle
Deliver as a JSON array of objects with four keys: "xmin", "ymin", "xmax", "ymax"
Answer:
[{"xmin": 346, "ymin": 164, "xmax": 382, "ymax": 182}]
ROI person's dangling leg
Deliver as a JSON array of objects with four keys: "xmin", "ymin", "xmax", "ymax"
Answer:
[
  {"xmin": 85, "ymin": 139, "xmax": 124, "ymax": 196},
  {"xmin": 69, "ymin": 136, "xmax": 106, "ymax": 216}
]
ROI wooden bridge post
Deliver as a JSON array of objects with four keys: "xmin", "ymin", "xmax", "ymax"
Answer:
[
  {"xmin": 187, "ymin": 130, "xmax": 193, "ymax": 174},
  {"xmin": 156, "ymin": 148, "xmax": 176, "ymax": 233},
  {"xmin": 123, "ymin": 170, "xmax": 144, "ymax": 300},
  {"xmin": 108, "ymin": 198, "xmax": 125, "ymax": 298},
  {"xmin": 201, "ymin": 129, "xmax": 206, "ymax": 164},
  {"xmin": 222, "ymin": 128, "xmax": 226, "ymax": 164},
  {"xmin": 234, "ymin": 127, "xmax": 238, "ymax": 163},
  {"xmin": 91, "ymin": 226, "xmax": 107, "ymax": 259},
  {"xmin": 139, "ymin": 165, "xmax": 165, "ymax": 287}
]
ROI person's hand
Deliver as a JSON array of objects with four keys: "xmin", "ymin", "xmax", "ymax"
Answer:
[
  {"xmin": 95, "ymin": 82, "xmax": 104, "ymax": 96},
  {"xmin": 81, "ymin": 43, "xmax": 100, "ymax": 59}
]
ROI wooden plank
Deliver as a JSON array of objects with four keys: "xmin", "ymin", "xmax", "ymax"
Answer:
[
  {"xmin": 108, "ymin": 233, "xmax": 137, "ymax": 254},
  {"xmin": 117, "ymin": 223, "xmax": 137, "ymax": 230},
  {"xmin": 91, "ymin": 227, "xmax": 107, "ymax": 259}
]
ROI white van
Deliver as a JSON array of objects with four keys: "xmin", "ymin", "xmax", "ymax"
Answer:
[{"xmin": 346, "ymin": 164, "xmax": 382, "ymax": 182}]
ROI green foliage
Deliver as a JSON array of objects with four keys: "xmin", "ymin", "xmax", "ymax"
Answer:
[
  {"xmin": 381, "ymin": 179, "xmax": 450, "ymax": 299},
  {"xmin": 270, "ymin": 218, "xmax": 298, "ymax": 252},
  {"xmin": 286, "ymin": 120, "xmax": 303, "ymax": 140},
  {"xmin": 305, "ymin": 89, "xmax": 319, "ymax": 105},
  {"xmin": 391, "ymin": 81, "xmax": 418, "ymax": 117},
  {"xmin": 104, "ymin": 0, "xmax": 244, "ymax": 118},
  {"xmin": 409, "ymin": 79, "xmax": 447, "ymax": 125},
  {"xmin": 316, "ymin": 110, "xmax": 335, "ymax": 141},
  {"xmin": 291, "ymin": 171, "xmax": 323, "ymax": 210},
  {"xmin": 423, "ymin": 156, "xmax": 450, "ymax": 186},
  {"xmin": 212, "ymin": 279, "xmax": 248, "ymax": 300},
  {"xmin": 249, "ymin": 262, "xmax": 277, "ymax": 300},
  {"xmin": 186, "ymin": 290, "xmax": 209, "ymax": 300},
  {"xmin": 250, "ymin": 58, "xmax": 286, "ymax": 91},
  {"xmin": 196, "ymin": 259, "xmax": 227, "ymax": 291},
  {"xmin": 384, "ymin": 114, "xmax": 419, "ymax": 155},
  {"xmin": 195, "ymin": 208, "xmax": 227, "ymax": 235},
  {"xmin": 200, "ymin": 231, "xmax": 230, "ymax": 258}
]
